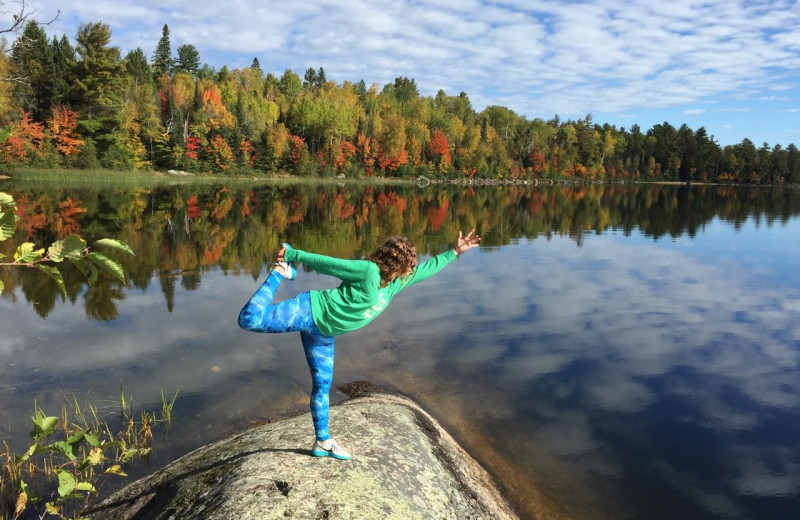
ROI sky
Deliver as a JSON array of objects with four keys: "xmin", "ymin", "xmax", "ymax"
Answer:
[{"xmin": 6, "ymin": 0, "xmax": 800, "ymax": 147}]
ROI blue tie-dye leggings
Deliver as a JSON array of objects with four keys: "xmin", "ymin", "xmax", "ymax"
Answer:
[{"xmin": 238, "ymin": 271, "xmax": 335, "ymax": 441}]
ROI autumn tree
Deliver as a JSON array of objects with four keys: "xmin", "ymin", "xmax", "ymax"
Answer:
[
  {"xmin": 47, "ymin": 105, "xmax": 84, "ymax": 156},
  {"xmin": 279, "ymin": 69, "xmax": 302, "ymax": 99},
  {"xmin": 429, "ymin": 130, "xmax": 451, "ymax": 171},
  {"xmin": 0, "ymin": 109, "xmax": 44, "ymax": 163}
]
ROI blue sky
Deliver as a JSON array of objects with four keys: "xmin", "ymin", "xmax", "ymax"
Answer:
[{"xmin": 7, "ymin": 0, "xmax": 800, "ymax": 146}]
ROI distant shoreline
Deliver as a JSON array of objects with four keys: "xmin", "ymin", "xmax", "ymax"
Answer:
[{"xmin": 1, "ymin": 167, "xmax": 798, "ymax": 190}]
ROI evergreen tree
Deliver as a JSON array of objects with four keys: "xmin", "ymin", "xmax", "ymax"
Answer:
[
  {"xmin": 174, "ymin": 44, "xmax": 200, "ymax": 76},
  {"xmin": 152, "ymin": 23, "xmax": 172, "ymax": 78},
  {"xmin": 316, "ymin": 67, "xmax": 326, "ymax": 87},
  {"xmin": 355, "ymin": 79, "xmax": 367, "ymax": 97},
  {"xmin": 217, "ymin": 65, "xmax": 230, "ymax": 83},
  {"xmin": 394, "ymin": 76, "xmax": 419, "ymax": 106},
  {"xmin": 303, "ymin": 67, "xmax": 317, "ymax": 88},
  {"xmin": 10, "ymin": 21, "xmax": 54, "ymax": 120},
  {"xmin": 50, "ymin": 35, "xmax": 75, "ymax": 106},
  {"xmin": 70, "ymin": 22, "xmax": 125, "ymax": 156},
  {"xmin": 786, "ymin": 144, "xmax": 800, "ymax": 184},
  {"xmin": 124, "ymin": 47, "xmax": 151, "ymax": 85},
  {"xmin": 197, "ymin": 63, "xmax": 215, "ymax": 80},
  {"xmin": 251, "ymin": 57, "xmax": 261, "ymax": 71}
]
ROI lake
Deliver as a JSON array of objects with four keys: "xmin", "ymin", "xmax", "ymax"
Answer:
[{"xmin": 1, "ymin": 182, "xmax": 799, "ymax": 519}]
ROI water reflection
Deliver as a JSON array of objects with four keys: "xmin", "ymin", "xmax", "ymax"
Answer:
[{"xmin": 1, "ymin": 183, "xmax": 799, "ymax": 519}]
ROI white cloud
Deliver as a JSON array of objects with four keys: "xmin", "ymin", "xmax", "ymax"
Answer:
[
  {"xmin": 685, "ymin": 108, "xmax": 707, "ymax": 116},
  {"xmin": 5, "ymin": 0, "xmax": 793, "ymax": 128}
]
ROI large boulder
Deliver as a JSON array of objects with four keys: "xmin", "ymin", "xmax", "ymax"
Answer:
[{"xmin": 90, "ymin": 382, "xmax": 518, "ymax": 519}]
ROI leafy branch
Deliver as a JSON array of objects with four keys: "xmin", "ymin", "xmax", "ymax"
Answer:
[{"xmin": 0, "ymin": 191, "xmax": 134, "ymax": 296}]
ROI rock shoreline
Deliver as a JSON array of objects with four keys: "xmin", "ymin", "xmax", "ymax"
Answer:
[{"xmin": 89, "ymin": 382, "xmax": 519, "ymax": 519}]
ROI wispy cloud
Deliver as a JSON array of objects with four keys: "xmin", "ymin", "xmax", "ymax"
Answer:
[
  {"xmin": 12, "ymin": 0, "xmax": 800, "ymax": 134},
  {"xmin": 685, "ymin": 108, "xmax": 707, "ymax": 116}
]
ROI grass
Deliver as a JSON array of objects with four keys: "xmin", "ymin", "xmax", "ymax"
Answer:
[{"xmin": 0, "ymin": 167, "xmax": 417, "ymax": 188}]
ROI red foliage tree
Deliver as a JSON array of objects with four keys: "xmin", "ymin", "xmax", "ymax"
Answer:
[
  {"xmin": 186, "ymin": 195, "xmax": 202, "ymax": 219},
  {"xmin": 185, "ymin": 136, "xmax": 201, "ymax": 160},
  {"xmin": 526, "ymin": 148, "xmax": 546, "ymax": 177},
  {"xmin": 336, "ymin": 140, "xmax": 356, "ymax": 169},
  {"xmin": 428, "ymin": 130, "xmax": 451, "ymax": 165},
  {"xmin": 377, "ymin": 149, "xmax": 409, "ymax": 172},
  {"xmin": 287, "ymin": 135, "xmax": 305, "ymax": 166}
]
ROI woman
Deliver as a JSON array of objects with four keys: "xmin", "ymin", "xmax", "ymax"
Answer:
[{"xmin": 238, "ymin": 230, "xmax": 480, "ymax": 460}]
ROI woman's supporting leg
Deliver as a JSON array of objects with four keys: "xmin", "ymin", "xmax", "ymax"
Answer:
[
  {"xmin": 238, "ymin": 272, "xmax": 312, "ymax": 333},
  {"xmin": 300, "ymin": 328, "xmax": 336, "ymax": 441}
]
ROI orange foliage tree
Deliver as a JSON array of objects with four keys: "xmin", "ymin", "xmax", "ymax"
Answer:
[
  {"xmin": 428, "ymin": 130, "xmax": 451, "ymax": 168},
  {"xmin": 1, "ymin": 110, "xmax": 45, "ymax": 163},
  {"xmin": 47, "ymin": 106, "xmax": 84, "ymax": 157}
]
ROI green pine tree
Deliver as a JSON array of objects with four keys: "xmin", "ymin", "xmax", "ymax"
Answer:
[
  {"xmin": 174, "ymin": 44, "xmax": 200, "ymax": 76},
  {"xmin": 50, "ymin": 35, "xmax": 76, "ymax": 107},
  {"xmin": 152, "ymin": 23, "xmax": 173, "ymax": 78},
  {"xmin": 70, "ymin": 22, "xmax": 125, "ymax": 156},
  {"xmin": 124, "ymin": 47, "xmax": 152, "ymax": 85},
  {"xmin": 10, "ymin": 21, "xmax": 54, "ymax": 120}
]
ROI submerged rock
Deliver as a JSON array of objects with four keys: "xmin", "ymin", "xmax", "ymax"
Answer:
[{"xmin": 90, "ymin": 383, "xmax": 518, "ymax": 519}]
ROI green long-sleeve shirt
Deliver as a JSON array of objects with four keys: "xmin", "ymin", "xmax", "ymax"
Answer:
[{"xmin": 284, "ymin": 248, "xmax": 458, "ymax": 336}]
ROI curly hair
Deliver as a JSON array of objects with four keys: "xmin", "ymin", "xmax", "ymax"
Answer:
[{"xmin": 367, "ymin": 236, "xmax": 417, "ymax": 287}]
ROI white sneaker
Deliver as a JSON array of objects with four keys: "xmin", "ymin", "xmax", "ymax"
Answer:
[{"xmin": 311, "ymin": 438, "xmax": 352, "ymax": 460}]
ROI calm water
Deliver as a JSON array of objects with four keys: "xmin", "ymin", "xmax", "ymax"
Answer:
[{"xmin": 1, "ymin": 182, "xmax": 799, "ymax": 519}]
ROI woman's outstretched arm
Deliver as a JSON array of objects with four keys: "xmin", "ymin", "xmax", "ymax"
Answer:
[
  {"xmin": 280, "ymin": 246, "xmax": 374, "ymax": 283},
  {"xmin": 399, "ymin": 229, "xmax": 481, "ymax": 289}
]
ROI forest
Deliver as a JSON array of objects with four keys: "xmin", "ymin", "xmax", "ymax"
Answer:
[{"xmin": 1, "ymin": 21, "xmax": 799, "ymax": 184}]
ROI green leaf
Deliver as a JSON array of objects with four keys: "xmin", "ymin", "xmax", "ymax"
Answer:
[
  {"xmin": 0, "ymin": 192, "xmax": 15, "ymax": 209},
  {"xmin": 57, "ymin": 470, "xmax": 76, "ymax": 497},
  {"xmin": 36, "ymin": 265, "xmax": 66, "ymax": 297},
  {"xmin": 75, "ymin": 482, "xmax": 97, "ymax": 493},
  {"xmin": 30, "ymin": 411, "xmax": 59, "ymax": 439},
  {"xmin": 18, "ymin": 443, "xmax": 40, "ymax": 463},
  {"xmin": 84, "ymin": 432, "xmax": 99, "ymax": 447},
  {"xmin": 66, "ymin": 430, "xmax": 85, "ymax": 445},
  {"xmin": 48, "ymin": 235, "xmax": 87, "ymax": 263},
  {"xmin": 50, "ymin": 441, "xmax": 78, "ymax": 460},
  {"xmin": 69, "ymin": 257, "xmax": 90, "ymax": 278},
  {"xmin": 88, "ymin": 261, "xmax": 99, "ymax": 285},
  {"xmin": 88, "ymin": 252, "xmax": 126, "ymax": 284},
  {"xmin": 14, "ymin": 242, "xmax": 44, "ymax": 264},
  {"xmin": 0, "ymin": 211, "xmax": 16, "ymax": 241},
  {"xmin": 0, "ymin": 279, "xmax": 4, "ymax": 294},
  {"xmin": 95, "ymin": 238, "xmax": 135, "ymax": 257},
  {"xmin": 45, "ymin": 501, "xmax": 60, "ymax": 515}
]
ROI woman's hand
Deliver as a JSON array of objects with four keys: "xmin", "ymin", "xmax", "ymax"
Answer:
[
  {"xmin": 276, "ymin": 246, "xmax": 287, "ymax": 263},
  {"xmin": 454, "ymin": 229, "xmax": 480, "ymax": 256}
]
